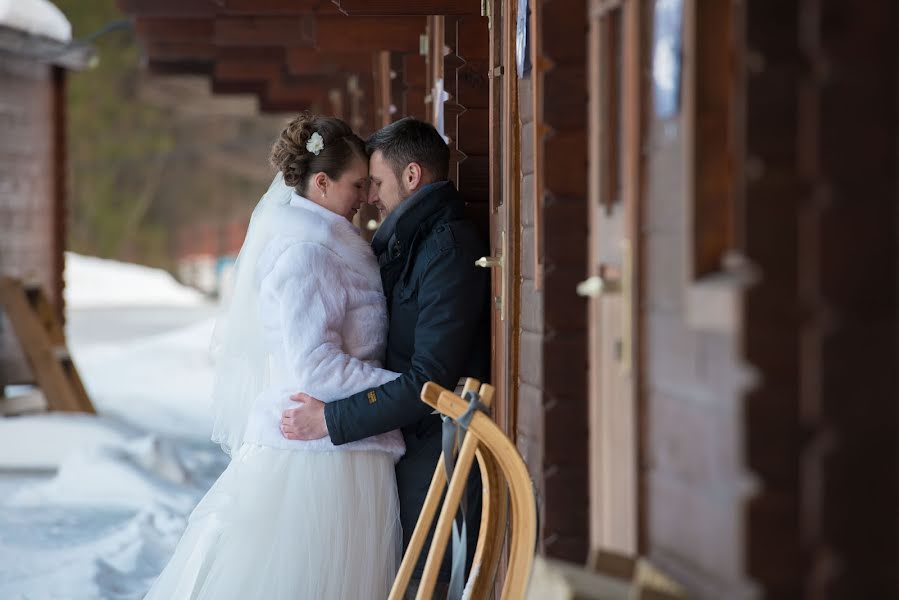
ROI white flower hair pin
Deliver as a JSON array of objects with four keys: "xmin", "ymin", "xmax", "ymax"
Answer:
[{"xmin": 306, "ymin": 131, "xmax": 325, "ymax": 155}]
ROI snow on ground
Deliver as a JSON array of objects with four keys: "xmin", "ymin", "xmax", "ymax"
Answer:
[
  {"xmin": 64, "ymin": 252, "xmax": 208, "ymax": 309},
  {"xmin": 0, "ymin": 253, "xmax": 229, "ymax": 600},
  {"xmin": 73, "ymin": 317, "xmax": 218, "ymax": 440}
]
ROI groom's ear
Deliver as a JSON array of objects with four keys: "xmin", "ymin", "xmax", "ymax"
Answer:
[{"xmin": 404, "ymin": 162, "xmax": 423, "ymax": 191}]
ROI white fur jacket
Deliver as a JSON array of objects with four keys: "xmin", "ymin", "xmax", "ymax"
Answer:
[{"xmin": 241, "ymin": 192, "xmax": 404, "ymax": 461}]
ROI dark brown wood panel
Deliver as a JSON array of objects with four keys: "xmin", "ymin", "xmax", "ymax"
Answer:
[
  {"xmin": 315, "ymin": 16, "xmax": 425, "ymax": 52},
  {"xmin": 214, "ymin": 59, "xmax": 282, "ymax": 82},
  {"xmin": 525, "ymin": 0, "xmax": 590, "ymax": 565},
  {"xmin": 401, "ymin": 53, "xmax": 427, "ymax": 120},
  {"xmin": 286, "ymin": 48, "xmax": 374, "ymax": 76},
  {"xmin": 145, "ymin": 42, "xmax": 218, "ymax": 62},
  {"xmin": 793, "ymin": 1, "xmax": 898, "ymax": 597},
  {"xmin": 213, "ymin": 16, "xmax": 316, "ymax": 47},
  {"xmin": 333, "ymin": 0, "xmax": 482, "ymax": 16},
  {"xmin": 218, "ymin": 0, "xmax": 333, "ymax": 13},
  {"xmin": 742, "ymin": 7, "xmax": 803, "ymax": 597},
  {"xmin": 210, "ymin": 79, "xmax": 266, "ymax": 97},
  {"xmin": 134, "ymin": 17, "xmax": 215, "ymax": 43},
  {"xmin": 118, "ymin": 0, "xmax": 219, "ymax": 18},
  {"xmin": 148, "ymin": 59, "xmax": 214, "ymax": 76},
  {"xmin": 442, "ymin": 15, "xmax": 490, "ymax": 208},
  {"xmin": 692, "ymin": 0, "xmax": 736, "ymax": 277},
  {"xmin": 455, "ymin": 155, "xmax": 490, "ymax": 201},
  {"xmin": 122, "ymin": 0, "xmax": 335, "ymax": 17}
]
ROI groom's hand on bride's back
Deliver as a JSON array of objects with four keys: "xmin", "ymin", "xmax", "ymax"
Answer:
[{"xmin": 280, "ymin": 393, "xmax": 329, "ymax": 440}]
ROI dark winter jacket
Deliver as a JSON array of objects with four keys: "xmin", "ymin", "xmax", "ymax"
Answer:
[{"xmin": 324, "ymin": 179, "xmax": 490, "ymax": 579}]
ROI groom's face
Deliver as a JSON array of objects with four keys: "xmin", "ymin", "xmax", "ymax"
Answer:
[{"xmin": 368, "ymin": 150, "xmax": 408, "ymax": 217}]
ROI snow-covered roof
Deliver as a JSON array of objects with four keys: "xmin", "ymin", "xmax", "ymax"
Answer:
[{"xmin": 0, "ymin": 0, "xmax": 71, "ymax": 42}]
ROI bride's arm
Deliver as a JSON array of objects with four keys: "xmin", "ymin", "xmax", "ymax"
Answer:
[{"xmin": 260, "ymin": 241, "xmax": 400, "ymax": 400}]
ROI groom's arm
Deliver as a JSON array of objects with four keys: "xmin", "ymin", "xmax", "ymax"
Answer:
[{"xmin": 323, "ymin": 243, "xmax": 489, "ymax": 445}]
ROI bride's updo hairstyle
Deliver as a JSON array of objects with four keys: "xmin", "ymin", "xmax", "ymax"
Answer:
[{"xmin": 269, "ymin": 111, "xmax": 366, "ymax": 196}]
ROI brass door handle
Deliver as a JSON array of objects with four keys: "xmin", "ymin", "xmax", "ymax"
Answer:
[
  {"xmin": 475, "ymin": 256, "xmax": 503, "ymax": 268},
  {"xmin": 475, "ymin": 231, "xmax": 506, "ymax": 321}
]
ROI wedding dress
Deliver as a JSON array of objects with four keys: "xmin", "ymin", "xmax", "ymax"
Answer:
[{"xmin": 144, "ymin": 178, "xmax": 403, "ymax": 600}]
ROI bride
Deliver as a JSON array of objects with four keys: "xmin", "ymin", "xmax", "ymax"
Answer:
[{"xmin": 145, "ymin": 113, "xmax": 403, "ymax": 599}]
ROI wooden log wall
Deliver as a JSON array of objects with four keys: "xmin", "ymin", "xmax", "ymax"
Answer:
[
  {"xmin": 0, "ymin": 56, "xmax": 67, "ymax": 385},
  {"xmin": 743, "ymin": 2, "xmax": 898, "ymax": 598},
  {"xmin": 644, "ymin": 2, "xmax": 899, "ymax": 598},
  {"xmin": 517, "ymin": 0, "xmax": 590, "ymax": 563},
  {"xmin": 443, "ymin": 14, "xmax": 491, "ymax": 211},
  {"xmin": 640, "ymin": 0, "xmax": 757, "ymax": 593}
]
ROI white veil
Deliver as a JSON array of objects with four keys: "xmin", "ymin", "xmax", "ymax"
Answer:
[{"xmin": 209, "ymin": 172, "xmax": 293, "ymax": 455}]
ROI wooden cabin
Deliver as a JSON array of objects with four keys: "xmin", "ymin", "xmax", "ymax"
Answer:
[
  {"xmin": 0, "ymin": 6, "xmax": 92, "ymax": 388},
  {"xmin": 118, "ymin": 1, "xmax": 898, "ymax": 598}
]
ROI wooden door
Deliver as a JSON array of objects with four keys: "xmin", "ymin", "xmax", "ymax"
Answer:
[
  {"xmin": 481, "ymin": 0, "xmax": 518, "ymax": 437},
  {"xmin": 584, "ymin": 0, "xmax": 642, "ymax": 557}
]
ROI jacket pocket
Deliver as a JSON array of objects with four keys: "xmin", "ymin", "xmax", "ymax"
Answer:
[{"xmin": 389, "ymin": 284, "xmax": 418, "ymax": 353}]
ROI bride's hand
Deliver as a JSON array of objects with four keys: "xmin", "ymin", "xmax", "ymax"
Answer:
[{"xmin": 281, "ymin": 393, "xmax": 329, "ymax": 440}]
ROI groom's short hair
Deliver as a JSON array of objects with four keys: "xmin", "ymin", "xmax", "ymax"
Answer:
[{"xmin": 366, "ymin": 118, "xmax": 450, "ymax": 181}]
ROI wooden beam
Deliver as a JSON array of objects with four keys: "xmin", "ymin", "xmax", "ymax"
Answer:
[
  {"xmin": 218, "ymin": 0, "xmax": 340, "ymax": 15},
  {"xmin": 268, "ymin": 76, "xmax": 344, "ymax": 100},
  {"xmin": 121, "ymin": 0, "xmax": 341, "ymax": 17},
  {"xmin": 147, "ymin": 59, "xmax": 213, "ymax": 76},
  {"xmin": 217, "ymin": 46, "xmax": 286, "ymax": 61},
  {"xmin": 333, "ymin": 0, "xmax": 482, "ymax": 16},
  {"xmin": 374, "ymin": 51, "xmax": 392, "ymax": 128},
  {"xmin": 214, "ymin": 16, "xmax": 316, "ymax": 47},
  {"xmin": 261, "ymin": 75, "xmax": 344, "ymax": 113},
  {"xmin": 214, "ymin": 59, "xmax": 283, "ymax": 82},
  {"xmin": 286, "ymin": 47, "xmax": 375, "ymax": 76},
  {"xmin": 315, "ymin": 16, "xmax": 425, "ymax": 52},
  {"xmin": 136, "ymin": 15, "xmax": 423, "ymax": 53},
  {"xmin": 134, "ymin": 18, "xmax": 214, "ymax": 44},
  {"xmin": 259, "ymin": 94, "xmax": 326, "ymax": 113},
  {"xmin": 144, "ymin": 42, "xmax": 217, "ymax": 62},
  {"xmin": 211, "ymin": 79, "xmax": 266, "ymax": 97},
  {"xmin": 117, "ymin": 0, "xmax": 219, "ymax": 18},
  {"xmin": 145, "ymin": 42, "xmax": 291, "ymax": 63}
]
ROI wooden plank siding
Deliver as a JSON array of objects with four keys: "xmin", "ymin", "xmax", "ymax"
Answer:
[
  {"xmin": 641, "ymin": 1, "xmax": 757, "ymax": 598},
  {"xmin": 517, "ymin": 0, "xmax": 591, "ymax": 564},
  {"xmin": 743, "ymin": 1, "xmax": 899, "ymax": 598},
  {"xmin": 799, "ymin": 2, "xmax": 898, "ymax": 594},
  {"xmin": 0, "ymin": 54, "xmax": 65, "ymax": 386},
  {"xmin": 739, "ymin": 6, "xmax": 805, "ymax": 598}
]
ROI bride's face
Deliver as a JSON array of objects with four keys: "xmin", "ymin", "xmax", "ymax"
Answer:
[{"xmin": 314, "ymin": 155, "xmax": 370, "ymax": 221}]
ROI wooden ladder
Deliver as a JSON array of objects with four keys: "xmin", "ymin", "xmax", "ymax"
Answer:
[{"xmin": 0, "ymin": 277, "xmax": 94, "ymax": 414}]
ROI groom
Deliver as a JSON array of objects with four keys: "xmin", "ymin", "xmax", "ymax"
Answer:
[{"xmin": 280, "ymin": 118, "xmax": 491, "ymax": 596}]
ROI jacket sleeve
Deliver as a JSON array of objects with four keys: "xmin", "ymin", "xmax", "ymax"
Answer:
[
  {"xmin": 324, "ymin": 242, "xmax": 488, "ymax": 444},
  {"xmin": 261, "ymin": 242, "xmax": 400, "ymax": 402}
]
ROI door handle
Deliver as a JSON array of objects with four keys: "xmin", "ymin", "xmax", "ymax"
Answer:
[
  {"xmin": 578, "ymin": 240, "xmax": 632, "ymax": 376},
  {"xmin": 475, "ymin": 256, "xmax": 503, "ymax": 268},
  {"xmin": 475, "ymin": 231, "xmax": 506, "ymax": 321},
  {"xmin": 576, "ymin": 274, "xmax": 622, "ymax": 297}
]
